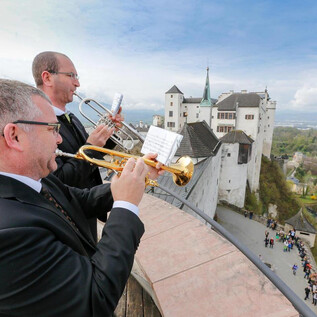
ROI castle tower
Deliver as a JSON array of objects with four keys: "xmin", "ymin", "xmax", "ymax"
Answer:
[
  {"xmin": 164, "ymin": 85, "xmax": 184, "ymax": 132},
  {"xmin": 199, "ymin": 67, "xmax": 213, "ymax": 126}
]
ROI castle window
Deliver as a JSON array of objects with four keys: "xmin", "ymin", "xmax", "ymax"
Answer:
[
  {"xmin": 245, "ymin": 114, "xmax": 254, "ymax": 120},
  {"xmin": 196, "ymin": 113, "xmax": 199, "ymax": 118},
  {"xmin": 169, "ymin": 111, "xmax": 173, "ymax": 117},
  {"xmin": 171, "ymin": 95, "xmax": 173, "ymax": 98},
  {"xmin": 217, "ymin": 126, "xmax": 233, "ymax": 133},
  {"xmin": 167, "ymin": 122, "xmax": 175, "ymax": 128},
  {"xmin": 170, "ymin": 102, "xmax": 173, "ymax": 106},
  {"xmin": 238, "ymin": 144, "xmax": 252, "ymax": 164},
  {"xmin": 227, "ymin": 153, "xmax": 231, "ymax": 157},
  {"xmin": 218, "ymin": 112, "xmax": 235, "ymax": 119}
]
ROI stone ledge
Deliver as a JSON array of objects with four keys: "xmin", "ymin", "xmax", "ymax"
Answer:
[{"xmin": 133, "ymin": 194, "xmax": 298, "ymax": 317}]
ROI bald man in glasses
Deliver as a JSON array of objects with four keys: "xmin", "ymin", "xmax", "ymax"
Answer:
[{"xmin": 32, "ymin": 51, "xmax": 122, "ymax": 241}]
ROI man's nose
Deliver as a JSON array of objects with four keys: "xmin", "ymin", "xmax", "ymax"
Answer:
[{"xmin": 56, "ymin": 133, "xmax": 63, "ymax": 144}]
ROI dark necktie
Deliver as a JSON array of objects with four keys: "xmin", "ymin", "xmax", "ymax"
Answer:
[
  {"xmin": 59, "ymin": 113, "xmax": 83, "ymax": 143},
  {"xmin": 41, "ymin": 185, "xmax": 79, "ymax": 231},
  {"xmin": 59, "ymin": 113, "xmax": 72, "ymax": 125}
]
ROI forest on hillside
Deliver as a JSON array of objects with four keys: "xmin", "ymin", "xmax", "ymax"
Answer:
[
  {"xmin": 245, "ymin": 156, "xmax": 300, "ymax": 222},
  {"xmin": 272, "ymin": 127, "xmax": 317, "ymax": 157}
]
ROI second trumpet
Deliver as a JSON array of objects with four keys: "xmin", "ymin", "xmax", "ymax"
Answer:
[{"xmin": 74, "ymin": 92, "xmax": 145, "ymax": 151}]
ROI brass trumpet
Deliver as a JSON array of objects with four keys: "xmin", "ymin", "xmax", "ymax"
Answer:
[
  {"xmin": 74, "ymin": 92, "xmax": 145, "ymax": 151},
  {"xmin": 55, "ymin": 145, "xmax": 194, "ymax": 187}
]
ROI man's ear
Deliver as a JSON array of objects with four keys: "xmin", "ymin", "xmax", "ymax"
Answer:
[
  {"xmin": 42, "ymin": 71, "xmax": 54, "ymax": 87},
  {"xmin": 3, "ymin": 124, "xmax": 24, "ymax": 151}
]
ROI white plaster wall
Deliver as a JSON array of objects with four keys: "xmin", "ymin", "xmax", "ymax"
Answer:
[
  {"xmin": 183, "ymin": 149, "xmax": 222, "ymax": 220},
  {"xmin": 199, "ymin": 106, "xmax": 212, "ymax": 126},
  {"xmin": 164, "ymin": 92, "xmax": 183, "ymax": 132},
  {"xmin": 262, "ymin": 100, "xmax": 276, "ymax": 158},
  {"xmin": 185, "ymin": 103, "xmax": 200, "ymax": 123},
  {"xmin": 235, "ymin": 107, "xmax": 260, "ymax": 140},
  {"xmin": 247, "ymin": 131, "xmax": 263, "ymax": 192},
  {"xmin": 211, "ymin": 106, "xmax": 218, "ymax": 132},
  {"xmin": 218, "ymin": 143, "xmax": 248, "ymax": 208},
  {"xmin": 242, "ymin": 103, "xmax": 265, "ymax": 192}
]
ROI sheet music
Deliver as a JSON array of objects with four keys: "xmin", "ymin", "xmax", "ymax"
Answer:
[
  {"xmin": 141, "ymin": 126, "xmax": 183, "ymax": 165},
  {"xmin": 111, "ymin": 93, "xmax": 123, "ymax": 115}
]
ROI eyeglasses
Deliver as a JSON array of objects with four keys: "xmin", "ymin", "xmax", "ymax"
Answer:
[
  {"xmin": 49, "ymin": 71, "xmax": 79, "ymax": 80},
  {"xmin": 13, "ymin": 120, "xmax": 61, "ymax": 136}
]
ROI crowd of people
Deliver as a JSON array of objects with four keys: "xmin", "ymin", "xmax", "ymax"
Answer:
[{"xmin": 263, "ymin": 222, "xmax": 317, "ymax": 307}]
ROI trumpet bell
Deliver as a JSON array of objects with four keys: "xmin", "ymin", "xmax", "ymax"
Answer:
[{"xmin": 171, "ymin": 156, "xmax": 194, "ymax": 186}]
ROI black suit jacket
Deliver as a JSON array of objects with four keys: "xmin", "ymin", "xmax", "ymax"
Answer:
[
  {"xmin": 54, "ymin": 113, "xmax": 103, "ymax": 189},
  {"xmin": 0, "ymin": 174, "xmax": 144, "ymax": 317},
  {"xmin": 54, "ymin": 113, "xmax": 116, "ymax": 240}
]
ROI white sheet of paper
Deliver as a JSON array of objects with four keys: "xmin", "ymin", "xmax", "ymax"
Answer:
[
  {"xmin": 141, "ymin": 126, "xmax": 183, "ymax": 165},
  {"xmin": 111, "ymin": 93, "xmax": 123, "ymax": 115}
]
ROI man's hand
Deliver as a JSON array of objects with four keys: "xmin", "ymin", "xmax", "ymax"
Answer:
[
  {"xmin": 87, "ymin": 125, "xmax": 115, "ymax": 147},
  {"xmin": 111, "ymin": 158, "xmax": 149, "ymax": 206},
  {"xmin": 143, "ymin": 153, "xmax": 164, "ymax": 180},
  {"xmin": 108, "ymin": 107, "xmax": 124, "ymax": 130}
]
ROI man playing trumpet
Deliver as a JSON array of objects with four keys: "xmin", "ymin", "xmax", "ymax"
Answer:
[
  {"xmin": 0, "ymin": 79, "xmax": 161, "ymax": 316},
  {"xmin": 32, "ymin": 51, "xmax": 123, "ymax": 241}
]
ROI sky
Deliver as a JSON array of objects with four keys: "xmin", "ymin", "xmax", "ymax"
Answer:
[{"xmin": 1, "ymin": 0, "xmax": 317, "ymax": 115}]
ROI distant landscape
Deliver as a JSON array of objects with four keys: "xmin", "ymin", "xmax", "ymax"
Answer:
[
  {"xmin": 67, "ymin": 100, "xmax": 164, "ymax": 127},
  {"xmin": 275, "ymin": 110, "xmax": 317, "ymax": 129}
]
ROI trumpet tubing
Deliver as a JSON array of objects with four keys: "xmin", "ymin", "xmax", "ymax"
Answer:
[
  {"xmin": 74, "ymin": 92, "xmax": 145, "ymax": 151},
  {"xmin": 56, "ymin": 145, "xmax": 194, "ymax": 187}
]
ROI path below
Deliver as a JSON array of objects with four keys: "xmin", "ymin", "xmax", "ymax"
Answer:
[{"xmin": 216, "ymin": 205, "xmax": 317, "ymax": 314}]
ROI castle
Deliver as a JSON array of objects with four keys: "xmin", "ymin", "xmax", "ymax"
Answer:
[{"xmin": 153, "ymin": 69, "xmax": 277, "ymax": 217}]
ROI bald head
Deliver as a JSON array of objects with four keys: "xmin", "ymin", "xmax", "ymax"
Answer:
[{"xmin": 32, "ymin": 51, "xmax": 70, "ymax": 87}]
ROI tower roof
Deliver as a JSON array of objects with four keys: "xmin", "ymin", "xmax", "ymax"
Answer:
[
  {"xmin": 175, "ymin": 121, "xmax": 221, "ymax": 158},
  {"xmin": 200, "ymin": 67, "xmax": 212, "ymax": 107},
  {"xmin": 165, "ymin": 85, "xmax": 183, "ymax": 94},
  {"xmin": 220, "ymin": 130, "xmax": 254, "ymax": 144},
  {"xmin": 285, "ymin": 209, "xmax": 316, "ymax": 233}
]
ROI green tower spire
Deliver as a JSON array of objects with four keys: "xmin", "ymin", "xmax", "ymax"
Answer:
[{"xmin": 200, "ymin": 67, "xmax": 212, "ymax": 107}]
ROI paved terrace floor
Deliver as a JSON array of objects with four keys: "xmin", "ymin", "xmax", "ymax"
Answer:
[
  {"xmin": 216, "ymin": 205, "xmax": 317, "ymax": 315},
  {"xmin": 129, "ymin": 194, "xmax": 299, "ymax": 317}
]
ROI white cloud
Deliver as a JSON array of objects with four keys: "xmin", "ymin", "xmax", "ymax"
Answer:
[
  {"xmin": 291, "ymin": 86, "xmax": 317, "ymax": 111},
  {"xmin": 0, "ymin": 0, "xmax": 317, "ymax": 114}
]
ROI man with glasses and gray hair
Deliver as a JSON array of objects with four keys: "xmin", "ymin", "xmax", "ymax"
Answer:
[
  {"xmin": 0, "ymin": 79, "xmax": 159, "ymax": 316},
  {"xmin": 32, "ymin": 51, "xmax": 122, "ymax": 241}
]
